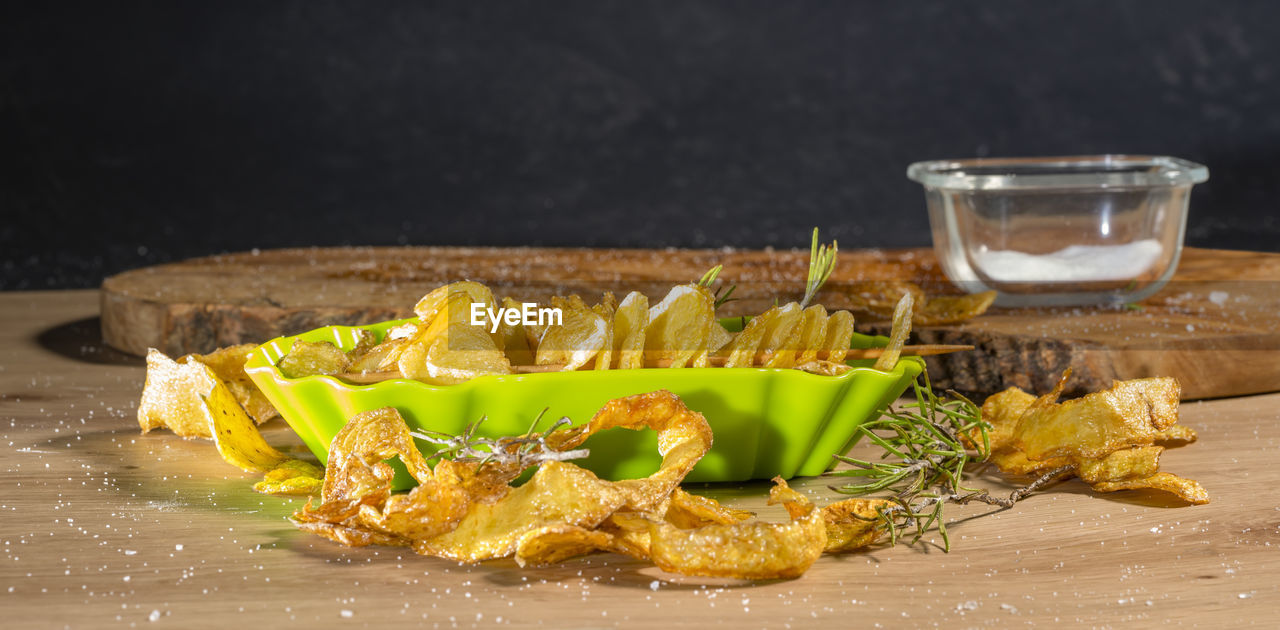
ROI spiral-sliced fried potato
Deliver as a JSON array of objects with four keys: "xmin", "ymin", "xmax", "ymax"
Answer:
[
  {"xmin": 613, "ymin": 291, "xmax": 649, "ymax": 370},
  {"xmin": 291, "ymin": 391, "xmax": 890, "ymax": 579},
  {"xmin": 644, "ymin": 285, "xmax": 717, "ymax": 368},
  {"xmin": 536, "ymin": 296, "xmax": 609, "ymax": 371}
]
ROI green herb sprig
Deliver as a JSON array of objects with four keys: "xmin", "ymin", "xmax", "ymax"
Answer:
[
  {"xmin": 695, "ymin": 264, "xmax": 738, "ymax": 309},
  {"xmin": 410, "ymin": 410, "xmax": 589, "ymax": 468},
  {"xmin": 828, "ymin": 370, "xmax": 1075, "ymax": 551},
  {"xmin": 827, "ymin": 372, "xmax": 989, "ymax": 551},
  {"xmin": 801, "ymin": 228, "xmax": 838, "ymax": 308}
]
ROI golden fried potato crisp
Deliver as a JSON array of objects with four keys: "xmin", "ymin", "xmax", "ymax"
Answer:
[
  {"xmin": 978, "ymin": 372, "xmax": 1207, "ymax": 504},
  {"xmin": 291, "ymin": 391, "xmax": 890, "ymax": 579},
  {"xmin": 139, "ymin": 347, "xmax": 323, "ymax": 496},
  {"xmin": 297, "ymin": 274, "xmax": 924, "ymax": 385}
]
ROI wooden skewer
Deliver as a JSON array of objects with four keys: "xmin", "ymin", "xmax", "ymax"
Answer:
[{"xmin": 334, "ymin": 344, "xmax": 973, "ymax": 384}]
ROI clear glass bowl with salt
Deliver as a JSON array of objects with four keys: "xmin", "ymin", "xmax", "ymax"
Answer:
[{"xmin": 908, "ymin": 155, "xmax": 1208, "ymax": 307}]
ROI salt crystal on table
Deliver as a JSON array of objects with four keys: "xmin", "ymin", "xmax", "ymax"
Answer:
[{"xmin": 1209, "ymin": 291, "xmax": 1229, "ymax": 306}]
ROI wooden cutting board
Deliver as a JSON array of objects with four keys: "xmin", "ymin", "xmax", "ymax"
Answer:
[{"xmin": 100, "ymin": 246, "xmax": 1280, "ymax": 400}]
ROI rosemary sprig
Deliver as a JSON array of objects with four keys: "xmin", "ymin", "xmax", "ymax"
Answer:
[
  {"xmin": 801, "ymin": 228, "xmax": 838, "ymax": 308},
  {"xmin": 410, "ymin": 410, "xmax": 589, "ymax": 468},
  {"xmin": 827, "ymin": 370, "xmax": 990, "ymax": 551},
  {"xmin": 695, "ymin": 264, "xmax": 723, "ymax": 288},
  {"xmin": 695, "ymin": 264, "xmax": 739, "ymax": 309},
  {"xmin": 828, "ymin": 369, "xmax": 1075, "ymax": 550}
]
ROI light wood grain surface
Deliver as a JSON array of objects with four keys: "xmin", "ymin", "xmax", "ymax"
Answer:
[{"xmin": 3, "ymin": 290, "xmax": 1278, "ymax": 628}]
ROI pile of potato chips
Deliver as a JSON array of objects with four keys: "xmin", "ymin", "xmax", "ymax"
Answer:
[
  {"xmin": 291, "ymin": 390, "xmax": 890, "ymax": 578},
  {"xmin": 975, "ymin": 371, "xmax": 1208, "ymax": 504},
  {"xmin": 138, "ymin": 345, "xmax": 324, "ymax": 496},
  {"xmin": 278, "ymin": 280, "xmax": 866, "ymax": 385},
  {"xmin": 137, "ymin": 346, "xmax": 1209, "ymax": 579}
]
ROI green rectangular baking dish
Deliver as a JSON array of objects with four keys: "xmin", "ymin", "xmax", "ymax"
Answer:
[{"xmin": 245, "ymin": 318, "xmax": 923, "ymax": 487}]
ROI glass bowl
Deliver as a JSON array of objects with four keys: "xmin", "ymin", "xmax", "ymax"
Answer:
[
  {"xmin": 907, "ymin": 155, "xmax": 1208, "ymax": 307},
  {"xmin": 244, "ymin": 318, "xmax": 923, "ymax": 489}
]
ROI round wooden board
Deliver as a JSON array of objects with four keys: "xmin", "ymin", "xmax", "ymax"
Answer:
[{"xmin": 100, "ymin": 246, "xmax": 1280, "ymax": 400}]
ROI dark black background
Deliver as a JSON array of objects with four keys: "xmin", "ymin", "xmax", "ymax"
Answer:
[{"xmin": 4, "ymin": 1, "xmax": 1278, "ymax": 290}]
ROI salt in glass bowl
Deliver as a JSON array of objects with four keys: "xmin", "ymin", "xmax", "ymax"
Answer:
[{"xmin": 907, "ymin": 155, "xmax": 1208, "ymax": 307}]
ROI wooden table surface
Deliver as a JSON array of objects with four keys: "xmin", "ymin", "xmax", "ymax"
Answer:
[{"xmin": 2, "ymin": 290, "xmax": 1278, "ymax": 628}]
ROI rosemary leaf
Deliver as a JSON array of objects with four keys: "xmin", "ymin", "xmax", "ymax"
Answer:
[
  {"xmin": 800, "ymin": 228, "xmax": 839, "ymax": 308},
  {"xmin": 410, "ymin": 410, "xmax": 589, "ymax": 469}
]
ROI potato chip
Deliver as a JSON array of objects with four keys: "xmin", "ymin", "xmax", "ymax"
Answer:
[
  {"xmin": 844, "ymin": 281, "xmax": 925, "ymax": 319},
  {"xmin": 138, "ymin": 349, "xmax": 220, "ymax": 438},
  {"xmin": 200, "ymin": 377, "xmax": 291, "ymax": 473},
  {"xmin": 647, "ymin": 480, "xmax": 825, "ymax": 579},
  {"xmin": 645, "ymin": 284, "xmax": 716, "ymax": 368},
  {"xmin": 277, "ymin": 339, "xmax": 351, "ymax": 378},
  {"xmin": 354, "ymin": 321, "xmax": 419, "ymax": 373},
  {"xmin": 549, "ymin": 390, "xmax": 713, "ymax": 509},
  {"xmin": 916, "ymin": 291, "xmax": 997, "ymax": 326},
  {"xmin": 1154, "ymin": 424, "xmax": 1198, "ymax": 445},
  {"xmin": 843, "ymin": 281, "xmax": 994, "ymax": 326},
  {"xmin": 769, "ymin": 477, "xmax": 888, "ymax": 553},
  {"xmin": 414, "ymin": 281, "xmax": 495, "ymax": 325},
  {"xmin": 385, "ymin": 284, "xmax": 501, "ymax": 374},
  {"xmin": 496, "ymin": 296, "xmax": 536, "ymax": 366},
  {"xmin": 187, "ymin": 344, "xmax": 279, "ymax": 425},
  {"xmin": 289, "ymin": 390, "xmax": 898, "ymax": 578},
  {"xmin": 1077, "ymin": 445, "xmax": 1164, "ymax": 484},
  {"xmin": 613, "ymin": 292, "xmax": 649, "ymax": 370},
  {"xmin": 378, "ymin": 459, "xmax": 518, "ymax": 547},
  {"xmin": 664, "ymin": 489, "xmax": 753, "ymax": 528},
  {"xmin": 1089, "ymin": 472, "xmax": 1209, "ymax": 503},
  {"xmin": 536, "ymin": 296, "xmax": 608, "ymax": 371},
  {"xmin": 513, "ymin": 488, "xmax": 754, "ymax": 567},
  {"xmin": 795, "ymin": 360, "xmax": 852, "ymax": 376},
  {"xmin": 821, "ymin": 310, "xmax": 855, "ymax": 364},
  {"xmin": 292, "ymin": 407, "xmax": 438, "ymax": 544},
  {"xmin": 758, "ymin": 303, "xmax": 803, "ymax": 368},
  {"xmin": 978, "ymin": 374, "xmax": 1208, "ymax": 504},
  {"xmin": 795, "ymin": 305, "xmax": 829, "ymax": 365},
  {"xmin": 819, "ymin": 498, "xmax": 891, "ymax": 552},
  {"xmin": 399, "ymin": 293, "xmax": 512, "ymax": 384},
  {"xmin": 706, "ymin": 318, "xmax": 734, "ymax": 356},
  {"xmin": 254, "ymin": 459, "xmax": 325, "ymax": 496},
  {"xmin": 873, "ymin": 293, "xmax": 913, "ymax": 372},
  {"xmin": 319, "ymin": 407, "xmax": 433, "ymax": 503},
  {"xmin": 417, "ymin": 461, "xmax": 628, "ymax": 562},
  {"xmin": 721, "ymin": 313, "xmax": 768, "ymax": 368},
  {"xmin": 592, "ymin": 295, "xmax": 617, "ymax": 371},
  {"xmin": 513, "ymin": 524, "xmax": 635, "ymax": 567},
  {"xmin": 139, "ymin": 347, "xmax": 329, "ymax": 497},
  {"xmin": 1012, "ymin": 375, "xmax": 1180, "ymax": 461}
]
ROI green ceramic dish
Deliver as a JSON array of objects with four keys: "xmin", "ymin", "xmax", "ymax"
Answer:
[{"xmin": 245, "ymin": 318, "xmax": 923, "ymax": 487}]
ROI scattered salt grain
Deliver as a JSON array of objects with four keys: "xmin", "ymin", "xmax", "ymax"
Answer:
[
  {"xmin": 148, "ymin": 610, "xmax": 161, "ymax": 622},
  {"xmin": 1209, "ymin": 291, "xmax": 1229, "ymax": 306},
  {"xmin": 649, "ymin": 580, "xmax": 661, "ymax": 591}
]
